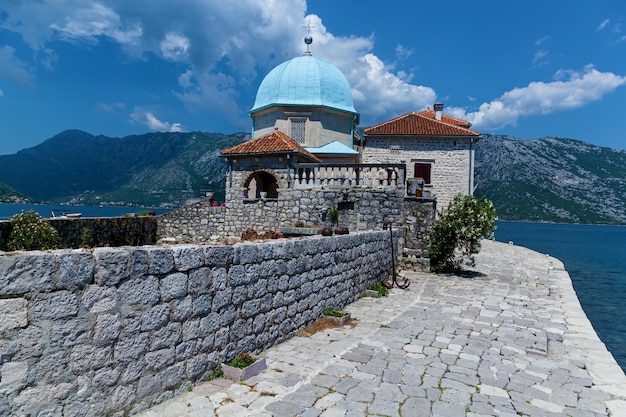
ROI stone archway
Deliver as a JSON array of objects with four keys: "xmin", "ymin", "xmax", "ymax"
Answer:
[{"xmin": 244, "ymin": 171, "xmax": 279, "ymax": 199}]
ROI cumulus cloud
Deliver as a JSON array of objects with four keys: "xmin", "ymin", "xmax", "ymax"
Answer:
[
  {"xmin": 449, "ymin": 65, "xmax": 626, "ymax": 131},
  {"xmin": 130, "ymin": 107, "xmax": 183, "ymax": 132}
]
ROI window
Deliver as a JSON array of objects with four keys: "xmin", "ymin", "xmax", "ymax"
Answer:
[
  {"xmin": 290, "ymin": 119, "xmax": 306, "ymax": 144},
  {"xmin": 414, "ymin": 163, "xmax": 432, "ymax": 185}
]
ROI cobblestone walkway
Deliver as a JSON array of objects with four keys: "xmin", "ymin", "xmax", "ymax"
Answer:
[{"xmin": 137, "ymin": 240, "xmax": 626, "ymax": 416}]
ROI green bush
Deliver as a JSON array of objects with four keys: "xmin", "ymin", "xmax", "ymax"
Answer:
[
  {"xmin": 368, "ymin": 282, "xmax": 389, "ymax": 296},
  {"xmin": 7, "ymin": 211, "xmax": 60, "ymax": 251},
  {"xmin": 425, "ymin": 194, "xmax": 497, "ymax": 273}
]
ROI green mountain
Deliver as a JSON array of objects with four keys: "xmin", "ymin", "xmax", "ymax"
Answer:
[
  {"xmin": 474, "ymin": 134, "xmax": 626, "ymax": 224},
  {"xmin": 2, "ymin": 130, "xmax": 625, "ymax": 224},
  {"xmin": 0, "ymin": 130, "xmax": 248, "ymax": 207},
  {"xmin": 0, "ymin": 181, "xmax": 30, "ymax": 203}
]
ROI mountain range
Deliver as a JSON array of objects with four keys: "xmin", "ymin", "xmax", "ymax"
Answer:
[{"xmin": 1, "ymin": 130, "xmax": 625, "ymax": 224}]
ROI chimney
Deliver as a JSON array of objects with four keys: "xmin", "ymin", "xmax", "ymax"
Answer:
[{"xmin": 434, "ymin": 103, "xmax": 443, "ymax": 121}]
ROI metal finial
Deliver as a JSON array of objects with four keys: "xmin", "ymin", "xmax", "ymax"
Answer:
[{"xmin": 303, "ymin": 21, "xmax": 315, "ymax": 56}]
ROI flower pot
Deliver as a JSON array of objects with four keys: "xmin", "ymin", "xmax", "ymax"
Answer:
[{"xmin": 222, "ymin": 356, "xmax": 266, "ymax": 381}]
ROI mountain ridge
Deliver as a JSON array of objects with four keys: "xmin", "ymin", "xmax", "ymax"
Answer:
[{"xmin": 1, "ymin": 130, "xmax": 625, "ymax": 224}]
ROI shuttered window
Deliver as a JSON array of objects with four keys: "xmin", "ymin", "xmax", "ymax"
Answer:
[{"xmin": 414, "ymin": 163, "xmax": 432, "ymax": 185}]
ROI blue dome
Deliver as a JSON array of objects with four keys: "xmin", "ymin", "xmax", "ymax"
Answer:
[{"xmin": 251, "ymin": 55, "xmax": 357, "ymax": 115}]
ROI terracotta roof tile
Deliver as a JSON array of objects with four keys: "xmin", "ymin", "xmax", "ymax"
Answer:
[
  {"xmin": 221, "ymin": 130, "xmax": 320, "ymax": 162},
  {"xmin": 364, "ymin": 111, "xmax": 480, "ymax": 137}
]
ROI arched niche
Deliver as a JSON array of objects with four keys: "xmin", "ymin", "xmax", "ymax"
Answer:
[{"xmin": 244, "ymin": 171, "xmax": 279, "ymax": 199}]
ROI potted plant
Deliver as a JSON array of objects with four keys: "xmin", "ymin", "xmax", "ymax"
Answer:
[
  {"xmin": 322, "ymin": 308, "xmax": 351, "ymax": 325},
  {"xmin": 222, "ymin": 353, "xmax": 266, "ymax": 381}
]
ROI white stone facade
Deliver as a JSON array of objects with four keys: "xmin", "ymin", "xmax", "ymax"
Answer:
[{"xmin": 362, "ymin": 137, "xmax": 476, "ymax": 209}]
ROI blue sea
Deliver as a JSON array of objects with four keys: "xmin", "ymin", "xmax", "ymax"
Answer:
[
  {"xmin": 0, "ymin": 203, "xmax": 170, "ymax": 220},
  {"xmin": 494, "ymin": 220, "xmax": 626, "ymax": 372}
]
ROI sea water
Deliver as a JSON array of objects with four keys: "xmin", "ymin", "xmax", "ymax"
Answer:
[
  {"xmin": 494, "ymin": 220, "xmax": 626, "ymax": 372},
  {"xmin": 0, "ymin": 203, "xmax": 169, "ymax": 220}
]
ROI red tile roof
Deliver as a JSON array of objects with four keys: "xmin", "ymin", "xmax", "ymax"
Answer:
[
  {"xmin": 364, "ymin": 110, "xmax": 480, "ymax": 137},
  {"xmin": 221, "ymin": 130, "xmax": 320, "ymax": 162}
]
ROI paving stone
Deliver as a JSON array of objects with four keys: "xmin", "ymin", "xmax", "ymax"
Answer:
[{"xmin": 135, "ymin": 241, "xmax": 626, "ymax": 417}]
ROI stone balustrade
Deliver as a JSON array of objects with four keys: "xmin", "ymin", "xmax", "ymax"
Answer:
[{"xmin": 291, "ymin": 163, "xmax": 406, "ymax": 190}]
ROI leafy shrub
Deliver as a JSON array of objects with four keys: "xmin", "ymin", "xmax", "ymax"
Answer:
[
  {"xmin": 425, "ymin": 194, "xmax": 497, "ymax": 273},
  {"xmin": 8, "ymin": 211, "xmax": 60, "ymax": 251}
]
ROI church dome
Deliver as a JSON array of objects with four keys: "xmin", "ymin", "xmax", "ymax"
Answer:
[{"xmin": 251, "ymin": 55, "xmax": 357, "ymax": 115}]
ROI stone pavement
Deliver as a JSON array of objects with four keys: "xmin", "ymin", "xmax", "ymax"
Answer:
[{"xmin": 137, "ymin": 240, "xmax": 626, "ymax": 416}]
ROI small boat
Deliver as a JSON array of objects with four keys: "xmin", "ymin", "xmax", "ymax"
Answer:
[{"xmin": 51, "ymin": 209, "xmax": 82, "ymax": 219}]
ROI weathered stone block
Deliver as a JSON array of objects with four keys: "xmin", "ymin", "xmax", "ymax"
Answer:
[
  {"xmin": 0, "ymin": 361, "xmax": 28, "ymax": 393},
  {"xmin": 161, "ymin": 363, "xmax": 185, "ymax": 389},
  {"xmin": 188, "ymin": 267, "xmax": 211, "ymax": 294},
  {"xmin": 119, "ymin": 276, "xmax": 159, "ymax": 306},
  {"xmin": 146, "ymin": 247, "xmax": 174, "ymax": 275},
  {"xmin": 234, "ymin": 243, "xmax": 257, "ymax": 265},
  {"xmin": 0, "ymin": 253, "xmax": 56, "ymax": 295},
  {"xmin": 94, "ymin": 248, "xmax": 130, "ymax": 286},
  {"xmin": 173, "ymin": 245, "xmax": 204, "ymax": 271},
  {"xmin": 56, "ymin": 251, "xmax": 94, "ymax": 289},
  {"xmin": 200, "ymin": 312, "xmax": 220, "ymax": 335},
  {"xmin": 186, "ymin": 354, "xmax": 207, "ymax": 378},
  {"xmin": 151, "ymin": 323, "xmax": 182, "ymax": 350},
  {"xmin": 141, "ymin": 304, "xmax": 170, "ymax": 331},
  {"xmin": 94, "ymin": 314, "xmax": 121, "ymax": 343},
  {"xmin": 70, "ymin": 345, "xmax": 112, "ymax": 373},
  {"xmin": 204, "ymin": 246, "xmax": 234, "ymax": 267},
  {"xmin": 92, "ymin": 368, "xmax": 120, "ymax": 388},
  {"xmin": 31, "ymin": 290, "xmax": 78, "ymax": 320},
  {"xmin": 137, "ymin": 374, "xmax": 162, "ymax": 398},
  {"xmin": 0, "ymin": 298, "xmax": 28, "ymax": 332},
  {"xmin": 48, "ymin": 319, "xmax": 91, "ymax": 349},
  {"xmin": 145, "ymin": 348, "xmax": 175, "ymax": 371},
  {"xmin": 172, "ymin": 295, "xmax": 193, "ymax": 321},
  {"xmin": 160, "ymin": 272, "xmax": 188, "ymax": 301},
  {"xmin": 114, "ymin": 333, "xmax": 150, "ymax": 363},
  {"xmin": 82, "ymin": 285, "xmax": 118, "ymax": 313}
]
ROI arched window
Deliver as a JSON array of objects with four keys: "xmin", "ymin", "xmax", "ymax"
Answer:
[{"xmin": 244, "ymin": 171, "xmax": 279, "ymax": 199}]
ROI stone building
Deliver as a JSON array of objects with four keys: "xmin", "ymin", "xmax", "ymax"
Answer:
[
  {"xmin": 362, "ymin": 105, "xmax": 481, "ymax": 209},
  {"xmin": 161, "ymin": 36, "xmax": 479, "ymax": 249}
]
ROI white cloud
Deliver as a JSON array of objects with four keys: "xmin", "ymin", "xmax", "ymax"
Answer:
[
  {"xmin": 597, "ymin": 18, "xmax": 610, "ymax": 31},
  {"xmin": 131, "ymin": 107, "xmax": 183, "ymax": 132},
  {"xmin": 535, "ymin": 35, "xmax": 550, "ymax": 45},
  {"xmin": 532, "ymin": 49, "xmax": 550, "ymax": 68},
  {"xmin": 95, "ymin": 102, "xmax": 126, "ymax": 113},
  {"xmin": 449, "ymin": 65, "xmax": 626, "ymax": 131},
  {"xmin": 0, "ymin": 45, "xmax": 34, "ymax": 88},
  {"xmin": 160, "ymin": 33, "xmax": 190, "ymax": 62}
]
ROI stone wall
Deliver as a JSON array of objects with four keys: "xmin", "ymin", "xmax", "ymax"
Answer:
[
  {"xmin": 158, "ymin": 203, "xmax": 226, "ymax": 242},
  {"xmin": 0, "ymin": 217, "xmax": 158, "ymax": 251},
  {"xmin": 0, "ymin": 230, "xmax": 402, "ymax": 417}
]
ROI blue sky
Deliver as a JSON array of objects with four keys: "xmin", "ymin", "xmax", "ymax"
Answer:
[{"xmin": 1, "ymin": 1, "xmax": 625, "ymax": 155}]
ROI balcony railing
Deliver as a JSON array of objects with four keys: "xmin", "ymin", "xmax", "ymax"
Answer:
[{"xmin": 290, "ymin": 163, "xmax": 406, "ymax": 190}]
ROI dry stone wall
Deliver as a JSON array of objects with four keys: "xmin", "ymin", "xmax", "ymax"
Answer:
[
  {"xmin": 0, "ymin": 230, "xmax": 402, "ymax": 417},
  {"xmin": 0, "ymin": 217, "xmax": 158, "ymax": 251}
]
